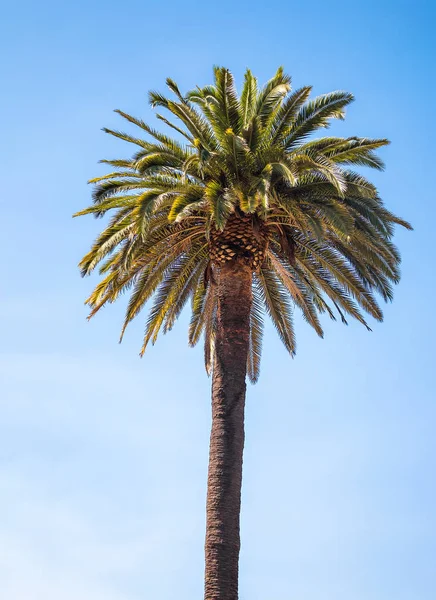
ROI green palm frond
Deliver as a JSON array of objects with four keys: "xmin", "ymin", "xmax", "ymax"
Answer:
[
  {"xmin": 240, "ymin": 69, "xmax": 258, "ymax": 129},
  {"xmin": 255, "ymin": 66, "xmax": 292, "ymax": 125},
  {"xmin": 256, "ymin": 265, "xmax": 296, "ymax": 356},
  {"xmin": 285, "ymin": 91, "xmax": 354, "ymax": 149},
  {"xmin": 271, "ymin": 86, "xmax": 313, "ymax": 143},
  {"xmin": 212, "ymin": 66, "xmax": 241, "ymax": 133},
  {"xmin": 247, "ymin": 287, "xmax": 264, "ymax": 383}
]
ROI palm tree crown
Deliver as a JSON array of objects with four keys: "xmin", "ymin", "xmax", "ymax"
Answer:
[{"xmin": 75, "ymin": 67, "xmax": 411, "ymax": 382}]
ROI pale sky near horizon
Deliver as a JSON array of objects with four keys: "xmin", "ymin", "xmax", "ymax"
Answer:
[{"xmin": 1, "ymin": 1, "xmax": 435, "ymax": 599}]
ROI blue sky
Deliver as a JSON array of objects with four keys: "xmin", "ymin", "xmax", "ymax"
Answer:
[{"xmin": 1, "ymin": 1, "xmax": 435, "ymax": 599}]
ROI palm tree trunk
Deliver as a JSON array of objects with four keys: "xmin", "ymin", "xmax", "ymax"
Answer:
[{"xmin": 204, "ymin": 259, "xmax": 253, "ymax": 600}]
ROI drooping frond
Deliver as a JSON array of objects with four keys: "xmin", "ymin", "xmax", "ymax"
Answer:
[
  {"xmin": 255, "ymin": 265, "xmax": 296, "ymax": 356},
  {"xmin": 247, "ymin": 287, "xmax": 264, "ymax": 383}
]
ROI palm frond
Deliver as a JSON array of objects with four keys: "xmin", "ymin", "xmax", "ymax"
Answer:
[
  {"xmin": 271, "ymin": 86, "xmax": 312, "ymax": 143},
  {"xmin": 285, "ymin": 91, "xmax": 354, "ymax": 148},
  {"xmin": 256, "ymin": 266, "xmax": 296, "ymax": 356},
  {"xmin": 240, "ymin": 69, "xmax": 258, "ymax": 129},
  {"xmin": 247, "ymin": 287, "xmax": 264, "ymax": 383},
  {"xmin": 255, "ymin": 66, "xmax": 292, "ymax": 125}
]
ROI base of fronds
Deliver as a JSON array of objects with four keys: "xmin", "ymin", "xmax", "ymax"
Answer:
[{"xmin": 209, "ymin": 214, "xmax": 268, "ymax": 271}]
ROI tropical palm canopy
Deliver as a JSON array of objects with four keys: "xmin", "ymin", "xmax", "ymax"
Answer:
[
  {"xmin": 76, "ymin": 67, "xmax": 410, "ymax": 600},
  {"xmin": 76, "ymin": 67, "xmax": 410, "ymax": 383}
]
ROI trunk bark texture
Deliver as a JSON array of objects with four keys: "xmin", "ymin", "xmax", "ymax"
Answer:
[{"xmin": 204, "ymin": 259, "xmax": 253, "ymax": 600}]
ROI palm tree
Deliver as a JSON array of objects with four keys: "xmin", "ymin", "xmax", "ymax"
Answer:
[{"xmin": 75, "ymin": 67, "xmax": 411, "ymax": 600}]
